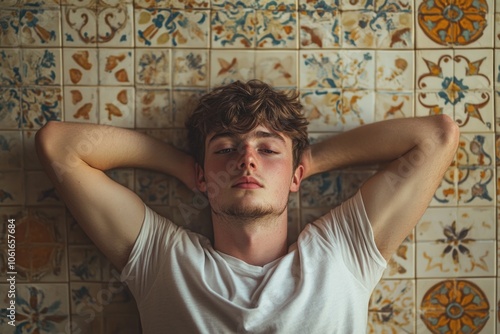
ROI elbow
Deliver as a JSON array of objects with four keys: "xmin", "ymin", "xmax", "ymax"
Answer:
[
  {"xmin": 428, "ymin": 114, "xmax": 460, "ymax": 155},
  {"xmin": 35, "ymin": 121, "xmax": 61, "ymax": 160}
]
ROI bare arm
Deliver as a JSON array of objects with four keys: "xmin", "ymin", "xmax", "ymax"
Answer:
[
  {"xmin": 36, "ymin": 121, "xmax": 196, "ymax": 270},
  {"xmin": 302, "ymin": 115, "xmax": 459, "ymax": 260}
]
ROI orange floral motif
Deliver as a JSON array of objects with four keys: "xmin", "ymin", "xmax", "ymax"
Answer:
[
  {"xmin": 420, "ymin": 280, "xmax": 490, "ymax": 333},
  {"xmin": 418, "ymin": 0, "xmax": 488, "ymax": 45}
]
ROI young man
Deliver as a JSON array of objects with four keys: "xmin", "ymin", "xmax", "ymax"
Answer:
[{"xmin": 36, "ymin": 80, "xmax": 459, "ymax": 333}]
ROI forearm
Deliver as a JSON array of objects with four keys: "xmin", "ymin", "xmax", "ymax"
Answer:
[
  {"xmin": 36, "ymin": 121, "xmax": 196, "ymax": 189},
  {"xmin": 306, "ymin": 115, "xmax": 456, "ymax": 177}
]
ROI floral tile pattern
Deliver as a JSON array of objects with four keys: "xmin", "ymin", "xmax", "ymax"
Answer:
[
  {"xmin": 20, "ymin": 87, "xmax": 62, "ymax": 129},
  {"xmin": 98, "ymin": 87, "xmax": 135, "ymax": 128},
  {"xmin": 211, "ymin": 9, "xmax": 255, "ymax": 48},
  {"xmin": 255, "ymin": 51, "xmax": 296, "ymax": 87},
  {"xmin": 0, "ymin": 284, "xmax": 70, "ymax": 333},
  {"xmin": 0, "ymin": 131, "xmax": 22, "ymax": 170},
  {"xmin": 99, "ymin": 49, "xmax": 134, "ymax": 86},
  {"xmin": 0, "ymin": 49, "xmax": 21, "ymax": 87},
  {"xmin": 97, "ymin": 2, "xmax": 133, "ymax": 46},
  {"xmin": 136, "ymin": 49, "xmax": 170, "ymax": 85},
  {"xmin": 63, "ymin": 49, "xmax": 98, "ymax": 85},
  {"xmin": 299, "ymin": 10, "xmax": 341, "ymax": 48},
  {"xmin": 255, "ymin": 10, "xmax": 297, "ymax": 48},
  {"xmin": 368, "ymin": 280, "xmax": 414, "ymax": 333},
  {"xmin": 0, "ymin": 9, "xmax": 20, "ymax": 47},
  {"xmin": 64, "ymin": 86, "xmax": 99, "ymax": 123},
  {"xmin": 376, "ymin": 51, "xmax": 413, "ymax": 91},
  {"xmin": 374, "ymin": 92, "xmax": 414, "ymax": 121},
  {"xmin": 62, "ymin": 6, "xmax": 98, "ymax": 46},
  {"xmin": 209, "ymin": 50, "xmax": 255, "ymax": 86},
  {"xmin": 0, "ymin": 88, "xmax": 21, "ymax": 129},
  {"xmin": 418, "ymin": 279, "xmax": 493, "ymax": 333},
  {"xmin": 136, "ymin": 89, "xmax": 172, "ymax": 128},
  {"xmin": 21, "ymin": 48, "xmax": 61, "ymax": 86},
  {"xmin": 20, "ymin": 8, "xmax": 60, "ymax": 46},
  {"xmin": 172, "ymin": 49, "xmax": 208, "ymax": 87}
]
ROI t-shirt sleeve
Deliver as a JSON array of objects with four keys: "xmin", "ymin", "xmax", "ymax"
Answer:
[
  {"xmin": 310, "ymin": 190, "xmax": 387, "ymax": 290},
  {"xmin": 120, "ymin": 204, "xmax": 179, "ymax": 304}
]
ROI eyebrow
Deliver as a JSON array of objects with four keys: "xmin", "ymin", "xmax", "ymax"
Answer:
[{"xmin": 208, "ymin": 131, "xmax": 286, "ymax": 145}]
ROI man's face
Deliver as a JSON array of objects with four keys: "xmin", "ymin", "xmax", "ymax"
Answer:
[{"xmin": 196, "ymin": 125, "xmax": 303, "ymax": 222}]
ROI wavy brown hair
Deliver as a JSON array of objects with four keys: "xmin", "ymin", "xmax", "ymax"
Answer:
[{"xmin": 186, "ymin": 80, "xmax": 309, "ymax": 170}]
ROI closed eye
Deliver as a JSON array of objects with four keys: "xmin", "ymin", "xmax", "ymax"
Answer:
[
  {"xmin": 259, "ymin": 148, "xmax": 278, "ymax": 154},
  {"xmin": 215, "ymin": 148, "xmax": 235, "ymax": 154}
]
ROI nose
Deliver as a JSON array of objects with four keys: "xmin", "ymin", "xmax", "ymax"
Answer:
[{"xmin": 237, "ymin": 146, "xmax": 256, "ymax": 170}]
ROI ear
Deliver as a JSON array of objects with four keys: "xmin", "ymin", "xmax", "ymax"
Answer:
[
  {"xmin": 290, "ymin": 164, "xmax": 304, "ymax": 193},
  {"xmin": 195, "ymin": 163, "xmax": 207, "ymax": 193}
]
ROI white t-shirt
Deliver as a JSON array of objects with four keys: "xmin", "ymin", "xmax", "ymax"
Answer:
[{"xmin": 121, "ymin": 191, "xmax": 387, "ymax": 333}]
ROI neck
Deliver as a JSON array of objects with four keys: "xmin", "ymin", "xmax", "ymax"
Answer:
[{"xmin": 212, "ymin": 213, "xmax": 288, "ymax": 267}]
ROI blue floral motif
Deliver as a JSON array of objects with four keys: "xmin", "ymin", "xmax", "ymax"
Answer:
[
  {"xmin": 438, "ymin": 77, "xmax": 468, "ymax": 105},
  {"xmin": 0, "ymin": 286, "xmax": 67, "ymax": 332}
]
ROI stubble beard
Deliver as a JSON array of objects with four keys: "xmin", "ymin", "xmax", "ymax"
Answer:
[{"xmin": 211, "ymin": 199, "xmax": 288, "ymax": 225}]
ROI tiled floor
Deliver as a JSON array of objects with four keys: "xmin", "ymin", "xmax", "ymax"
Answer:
[{"xmin": 0, "ymin": 0, "xmax": 498, "ymax": 333}]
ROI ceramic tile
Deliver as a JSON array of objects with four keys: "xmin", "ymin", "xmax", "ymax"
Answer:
[
  {"xmin": 98, "ymin": 86, "xmax": 134, "ymax": 128},
  {"xmin": 496, "ymin": 50, "xmax": 500, "ymax": 90},
  {"xmin": 21, "ymin": 87, "xmax": 62, "ymax": 129},
  {"xmin": 171, "ymin": 89, "xmax": 205, "ymax": 127},
  {"xmin": 0, "ymin": 171, "xmax": 23, "ymax": 205},
  {"xmin": 0, "ymin": 284, "xmax": 70, "ymax": 333},
  {"xmin": 19, "ymin": 8, "xmax": 61, "ymax": 46},
  {"xmin": 376, "ymin": 12, "xmax": 413, "ymax": 48},
  {"xmin": 64, "ymin": 86, "xmax": 99, "ymax": 123},
  {"xmin": 12, "ymin": 207, "xmax": 67, "ymax": 281},
  {"xmin": 298, "ymin": 0, "xmax": 338, "ymax": 10},
  {"xmin": 63, "ymin": 48, "xmax": 98, "ymax": 85},
  {"xmin": 457, "ymin": 133, "xmax": 494, "ymax": 167},
  {"xmin": 341, "ymin": 11, "xmax": 377, "ymax": 48},
  {"xmin": 254, "ymin": 51, "xmax": 296, "ymax": 87},
  {"xmin": 172, "ymin": 49, "xmax": 207, "ymax": 87},
  {"xmin": 416, "ymin": 0, "xmax": 491, "ymax": 48},
  {"xmin": 211, "ymin": 9, "xmax": 255, "ymax": 48},
  {"xmin": 211, "ymin": 0, "xmax": 254, "ymax": 9},
  {"xmin": 367, "ymin": 280, "xmax": 414, "ymax": 333},
  {"xmin": 134, "ymin": 0, "xmax": 170, "ymax": 8},
  {"xmin": 376, "ymin": 51, "xmax": 413, "ymax": 91},
  {"xmin": 374, "ymin": 92, "xmax": 414, "ymax": 121},
  {"xmin": 135, "ymin": 8, "xmax": 174, "ymax": 47},
  {"xmin": 209, "ymin": 50, "xmax": 255, "ymax": 86},
  {"xmin": 99, "ymin": 49, "xmax": 134, "ymax": 86},
  {"xmin": 0, "ymin": 89, "xmax": 21, "ymax": 129},
  {"xmin": 70, "ymin": 282, "xmax": 104, "ymax": 320},
  {"xmin": 171, "ymin": 0, "xmax": 210, "ymax": 9},
  {"xmin": 343, "ymin": 51, "xmax": 375, "ymax": 89},
  {"xmin": 300, "ymin": 51, "xmax": 342, "ymax": 88},
  {"xmin": 415, "ymin": 91, "xmax": 455, "ymax": 120},
  {"xmin": 69, "ymin": 246, "xmax": 102, "ymax": 281},
  {"xmin": 136, "ymin": 49, "xmax": 170, "ymax": 86},
  {"xmin": 97, "ymin": 2, "xmax": 134, "ymax": 46},
  {"xmin": 0, "ymin": 9, "xmax": 19, "ymax": 47},
  {"xmin": 135, "ymin": 170, "xmax": 171, "ymax": 205},
  {"xmin": 375, "ymin": 0, "xmax": 412, "ymax": 12},
  {"xmin": 416, "ymin": 49, "xmax": 454, "ymax": 90},
  {"xmin": 495, "ymin": 13, "xmax": 500, "ymax": 48},
  {"xmin": 429, "ymin": 167, "xmax": 457, "ymax": 206},
  {"xmin": 136, "ymin": 89, "xmax": 172, "ymax": 128},
  {"xmin": 457, "ymin": 166, "xmax": 495, "ymax": 206},
  {"xmin": 417, "ymin": 279, "xmax": 493, "ymax": 333},
  {"xmin": 0, "ymin": 49, "xmax": 21, "ymax": 87},
  {"xmin": 300, "ymin": 171, "xmax": 342, "ymax": 208},
  {"xmin": 454, "ymin": 90, "xmax": 494, "ymax": 132},
  {"xmin": 339, "ymin": 0, "xmax": 372, "ymax": 10},
  {"xmin": 383, "ymin": 242, "xmax": 415, "ymax": 278},
  {"xmin": 496, "ymin": 135, "xmax": 500, "ymax": 166},
  {"xmin": 21, "ymin": 48, "xmax": 61, "ymax": 85},
  {"xmin": 301, "ymin": 89, "xmax": 375, "ymax": 131},
  {"xmin": 496, "ymin": 91, "xmax": 500, "ymax": 131},
  {"xmin": 454, "ymin": 49, "xmax": 493, "ymax": 89},
  {"xmin": 26, "ymin": 170, "xmax": 63, "ymax": 205},
  {"xmin": 255, "ymin": 10, "xmax": 297, "ymax": 48},
  {"xmin": 170, "ymin": 9, "xmax": 209, "ymax": 48},
  {"xmin": 417, "ymin": 207, "xmax": 495, "ymax": 241},
  {"xmin": 300, "ymin": 50, "xmax": 375, "ymax": 89},
  {"xmin": 21, "ymin": 0, "xmax": 61, "ymax": 7},
  {"xmin": 298, "ymin": 10, "xmax": 341, "ymax": 48},
  {"xmin": 62, "ymin": 6, "xmax": 98, "ymax": 46},
  {"xmin": 102, "ymin": 285, "xmax": 137, "ymax": 314},
  {"xmin": 417, "ymin": 239, "xmax": 495, "ymax": 277},
  {"xmin": 0, "ymin": 131, "xmax": 22, "ymax": 170}
]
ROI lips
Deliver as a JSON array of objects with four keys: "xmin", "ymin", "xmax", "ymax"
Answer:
[{"xmin": 232, "ymin": 176, "xmax": 263, "ymax": 188}]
